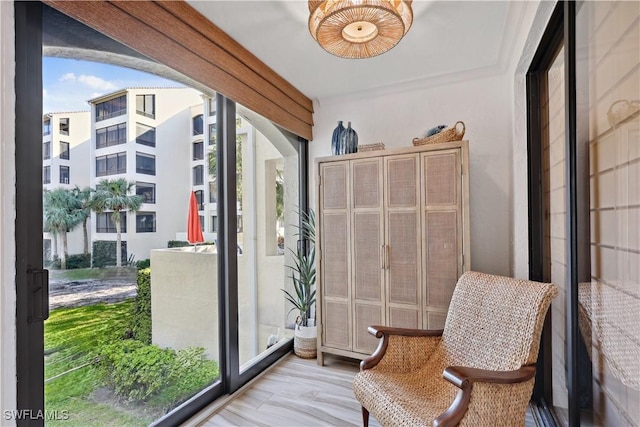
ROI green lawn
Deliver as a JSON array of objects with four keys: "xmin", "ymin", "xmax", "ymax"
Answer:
[
  {"xmin": 45, "ymin": 301, "xmax": 158, "ymax": 426},
  {"xmin": 49, "ymin": 267, "xmax": 137, "ymax": 282}
]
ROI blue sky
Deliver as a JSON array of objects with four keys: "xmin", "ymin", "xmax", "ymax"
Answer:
[{"xmin": 43, "ymin": 57, "xmax": 184, "ymax": 114}]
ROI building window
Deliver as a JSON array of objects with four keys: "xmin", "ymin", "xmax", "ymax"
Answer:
[
  {"xmin": 211, "ymin": 215, "xmax": 217, "ymax": 233},
  {"xmin": 96, "ymin": 123, "xmax": 127, "ymax": 149},
  {"xmin": 136, "ymin": 182, "xmax": 156, "ymax": 204},
  {"xmin": 193, "ymin": 141, "xmax": 204, "ymax": 160},
  {"xmin": 193, "ymin": 114, "xmax": 203, "ymax": 136},
  {"xmin": 60, "ymin": 141, "xmax": 70, "ymax": 160},
  {"xmin": 96, "ymin": 152, "xmax": 127, "ymax": 177},
  {"xmin": 136, "ymin": 94, "xmax": 155, "ymax": 119},
  {"xmin": 95, "ymin": 94, "xmax": 127, "ymax": 122},
  {"xmin": 193, "ymin": 165, "xmax": 204, "ymax": 186},
  {"xmin": 43, "ymin": 166, "xmax": 50, "ymax": 184},
  {"xmin": 43, "ymin": 141, "xmax": 51, "ymax": 160},
  {"xmin": 209, "ymin": 181, "xmax": 217, "ymax": 203},
  {"xmin": 136, "ymin": 152, "xmax": 156, "ymax": 175},
  {"xmin": 194, "ymin": 190, "xmax": 204, "ymax": 210},
  {"xmin": 59, "ymin": 117, "xmax": 69, "ymax": 135},
  {"xmin": 43, "ymin": 120, "xmax": 51, "ymax": 136},
  {"xmin": 136, "ymin": 212, "xmax": 156, "ymax": 233},
  {"xmin": 208, "ymin": 98, "xmax": 215, "ymax": 116},
  {"xmin": 136, "ymin": 123, "xmax": 156, "ymax": 147},
  {"xmin": 96, "ymin": 212, "xmax": 127, "ymax": 233},
  {"xmin": 59, "ymin": 166, "xmax": 70, "ymax": 184},
  {"xmin": 208, "ymin": 123, "xmax": 216, "ymax": 146}
]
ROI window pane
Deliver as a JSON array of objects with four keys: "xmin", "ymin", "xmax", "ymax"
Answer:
[
  {"xmin": 208, "ymin": 123, "xmax": 216, "ymax": 146},
  {"xmin": 60, "ymin": 142, "xmax": 69, "ymax": 160},
  {"xmin": 193, "ymin": 141, "xmax": 204, "ymax": 160},
  {"xmin": 235, "ymin": 107, "xmax": 299, "ymax": 369},
  {"xmin": 96, "ymin": 212, "xmax": 127, "ymax": 233},
  {"xmin": 96, "ymin": 152, "xmax": 126, "ymax": 176},
  {"xmin": 136, "ymin": 212, "xmax": 156, "ymax": 233},
  {"xmin": 43, "ymin": 166, "xmax": 50, "ymax": 184},
  {"xmin": 43, "ymin": 142, "xmax": 51, "ymax": 160},
  {"xmin": 59, "ymin": 166, "xmax": 69, "ymax": 184},
  {"xmin": 59, "ymin": 118, "xmax": 69, "ymax": 135},
  {"xmin": 136, "ymin": 152, "xmax": 156, "ymax": 175},
  {"xmin": 193, "ymin": 165, "xmax": 204, "ymax": 185},
  {"xmin": 136, "ymin": 182, "xmax": 156, "ymax": 204},
  {"xmin": 95, "ymin": 94, "xmax": 127, "ymax": 121},
  {"xmin": 136, "ymin": 94, "xmax": 155, "ymax": 118},
  {"xmin": 193, "ymin": 114, "xmax": 203, "ymax": 135},
  {"xmin": 136, "ymin": 123, "xmax": 156, "ymax": 147},
  {"xmin": 43, "ymin": 120, "xmax": 51, "ymax": 136}
]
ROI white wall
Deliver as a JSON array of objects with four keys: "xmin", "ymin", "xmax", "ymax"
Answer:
[
  {"xmin": 0, "ymin": 1, "xmax": 16, "ymax": 423},
  {"xmin": 310, "ymin": 74, "xmax": 514, "ymax": 276}
]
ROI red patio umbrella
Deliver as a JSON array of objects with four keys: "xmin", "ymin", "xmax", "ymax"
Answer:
[{"xmin": 187, "ymin": 191, "xmax": 205, "ymax": 246}]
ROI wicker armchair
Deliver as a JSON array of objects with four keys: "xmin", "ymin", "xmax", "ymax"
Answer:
[{"xmin": 352, "ymin": 271, "xmax": 558, "ymax": 427}]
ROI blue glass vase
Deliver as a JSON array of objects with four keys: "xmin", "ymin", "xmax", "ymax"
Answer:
[
  {"xmin": 331, "ymin": 121, "xmax": 345, "ymax": 155},
  {"xmin": 340, "ymin": 121, "xmax": 358, "ymax": 154}
]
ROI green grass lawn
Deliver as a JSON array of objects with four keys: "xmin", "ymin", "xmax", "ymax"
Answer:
[
  {"xmin": 49, "ymin": 267, "xmax": 137, "ymax": 282},
  {"xmin": 45, "ymin": 301, "xmax": 158, "ymax": 426}
]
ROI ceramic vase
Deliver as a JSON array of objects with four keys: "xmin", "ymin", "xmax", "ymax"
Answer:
[
  {"xmin": 340, "ymin": 121, "xmax": 358, "ymax": 154},
  {"xmin": 331, "ymin": 121, "xmax": 345, "ymax": 155}
]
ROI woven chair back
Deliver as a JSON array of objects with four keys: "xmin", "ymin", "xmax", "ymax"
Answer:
[{"xmin": 439, "ymin": 271, "xmax": 558, "ymax": 371}]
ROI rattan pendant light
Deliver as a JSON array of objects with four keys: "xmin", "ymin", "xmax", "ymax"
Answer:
[{"xmin": 308, "ymin": 0, "xmax": 413, "ymax": 59}]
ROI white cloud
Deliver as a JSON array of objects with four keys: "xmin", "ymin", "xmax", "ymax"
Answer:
[
  {"xmin": 78, "ymin": 75, "xmax": 117, "ymax": 91},
  {"xmin": 43, "ymin": 88, "xmax": 48, "ymax": 98},
  {"xmin": 59, "ymin": 72, "xmax": 76, "ymax": 82}
]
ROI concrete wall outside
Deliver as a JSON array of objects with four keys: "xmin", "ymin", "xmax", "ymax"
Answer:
[{"xmin": 150, "ymin": 245, "xmax": 287, "ymax": 365}]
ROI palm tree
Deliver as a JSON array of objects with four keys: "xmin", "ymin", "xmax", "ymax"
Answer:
[
  {"xmin": 90, "ymin": 178, "xmax": 143, "ymax": 267},
  {"xmin": 73, "ymin": 186, "xmax": 93, "ymax": 255},
  {"xmin": 44, "ymin": 188, "xmax": 83, "ymax": 269}
]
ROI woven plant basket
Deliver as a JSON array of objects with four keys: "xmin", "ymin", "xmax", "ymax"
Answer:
[
  {"xmin": 413, "ymin": 121, "xmax": 465, "ymax": 146},
  {"xmin": 293, "ymin": 326, "xmax": 317, "ymax": 359}
]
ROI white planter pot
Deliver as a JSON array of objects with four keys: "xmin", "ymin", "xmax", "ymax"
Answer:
[{"xmin": 294, "ymin": 325, "xmax": 317, "ymax": 358}]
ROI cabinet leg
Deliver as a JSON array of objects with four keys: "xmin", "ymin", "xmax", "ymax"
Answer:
[{"xmin": 317, "ymin": 351, "xmax": 324, "ymax": 366}]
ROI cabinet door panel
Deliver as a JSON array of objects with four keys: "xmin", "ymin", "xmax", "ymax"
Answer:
[
  {"xmin": 425, "ymin": 210, "xmax": 459, "ymax": 308},
  {"xmin": 387, "ymin": 156, "xmax": 418, "ymax": 207},
  {"xmin": 324, "ymin": 301, "xmax": 350, "ymax": 349},
  {"xmin": 322, "ymin": 213, "xmax": 349, "ymax": 299},
  {"xmin": 424, "ymin": 152, "xmax": 459, "ymax": 207},
  {"xmin": 354, "ymin": 303, "xmax": 382, "ymax": 354},
  {"xmin": 389, "ymin": 307, "xmax": 419, "ymax": 329},
  {"xmin": 388, "ymin": 211, "xmax": 420, "ymax": 305},
  {"xmin": 353, "ymin": 160, "xmax": 381, "ymax": 208},
  {"xmin": 321, "ymin": 163, "xmax": 348, "ymax": 210},
  {"xmin": 353, "ymin": 212, "xmax": 382, "ymax": 300}
]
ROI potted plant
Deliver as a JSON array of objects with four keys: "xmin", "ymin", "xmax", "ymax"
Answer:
[{"xmin": 283, "ymin": 209, "xmax": 317, "ymax": 358}]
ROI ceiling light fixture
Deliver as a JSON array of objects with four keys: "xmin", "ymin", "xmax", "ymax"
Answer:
[{"xmin": 308, "ymin": 0, "xmax": 413, "ymax": 59}]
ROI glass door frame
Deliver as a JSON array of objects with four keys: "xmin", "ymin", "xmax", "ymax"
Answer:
[
  {"xmin": 526, "ymin": 2, "xmax": 584, "ymax": 426},
  {"xmin": 16, "ymin": 3, "xmax": 309, "ymax": 425}
]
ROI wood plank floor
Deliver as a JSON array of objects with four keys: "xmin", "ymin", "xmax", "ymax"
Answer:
[{"xmin": 189, "ymin": 353, "xmax": 538, "ymax": 427}]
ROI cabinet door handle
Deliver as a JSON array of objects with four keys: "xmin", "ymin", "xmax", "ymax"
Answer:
[
  {"xmin": 380, "ymin": 245, "xmax": 385, "ymax": 269},
  {"xmin": 385, "ymin": 245, "xmax": 390, "ymax": 270}
]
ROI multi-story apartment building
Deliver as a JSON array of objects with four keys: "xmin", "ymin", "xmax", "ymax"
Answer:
[
  {"xmin": 88, "ymin": 87, "xmax": 203, "ymax": 262},
  {"xmin": 42, "ymin": 111, "xmax": 91, "ymax": 259}
]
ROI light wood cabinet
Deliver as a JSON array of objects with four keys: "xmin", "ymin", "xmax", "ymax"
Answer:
[{"xmin": 316, "ymin": 141, "xmax": 470, "ymax": 364}]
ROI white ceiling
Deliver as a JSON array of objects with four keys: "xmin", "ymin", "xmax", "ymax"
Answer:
[{"xmin": 187, "ymin": 1, "xmax": 528, "ymax": 102}]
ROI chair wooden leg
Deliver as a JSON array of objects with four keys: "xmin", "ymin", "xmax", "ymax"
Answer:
[{"xmin": 362, "ymin": 406, "xmax": 369, "ymax": 427}]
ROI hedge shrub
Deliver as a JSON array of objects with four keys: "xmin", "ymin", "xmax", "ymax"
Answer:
[
  {"xmin": 167, "ymin": 240, "xmax": 191, "ymax": 248},
  {"xmin": 92, "ymin": 240, "xmax": 127, "ymax": 268},
  {"xmin": 136, "ymin": 258, "xmax": 151, "ymax": 270},
  {"xmin": 131, "ymin": 268, "xmax": 151, "ymax": 344},
  {"xmin": 66, "ymin": 253, "xmax": 91, "ymax": 269},
  {"xmin": 98, "ymin": 341, "xmax": 219, "ymax": 405}
]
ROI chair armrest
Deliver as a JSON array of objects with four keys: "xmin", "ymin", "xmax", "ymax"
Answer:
[
  {"xmin": 360, "ymin": 325, "xmax": 443, "ymax": 371},
  {"xmin": 433, "ymin": 365, "xmax": 536, "ymax": 427}
]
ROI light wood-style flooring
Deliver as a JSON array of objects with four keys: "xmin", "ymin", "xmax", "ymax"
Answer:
[{"xmin": 188, "ymin": 353, "xmax": 538, "ymax": 427}]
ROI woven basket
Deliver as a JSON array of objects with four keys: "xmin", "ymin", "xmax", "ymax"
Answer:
[
  {"xmin": 358, "ymin": 142, "xmax": 385, "ymax": 152},
  {"xmin": 412, "ymin": 121, "xmax": 465, "ymax": 146},
  {"xmin": 293, "ymin": 326, "xmax": 317, "ymax": 359}
]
